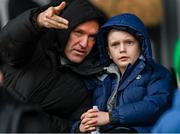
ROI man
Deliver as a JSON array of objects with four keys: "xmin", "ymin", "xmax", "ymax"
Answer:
[{"xmin": 0, "ymin": 0, "xmax": 107, "ymax": 132}]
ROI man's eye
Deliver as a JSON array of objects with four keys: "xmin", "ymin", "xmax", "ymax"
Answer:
[
  {"xmin": 89, "ymin": 36, "xmax": 96, "ymax": 41},
  {"xmin": 74, "ymin": 31, "xmax": 83, "ymax": 36}
]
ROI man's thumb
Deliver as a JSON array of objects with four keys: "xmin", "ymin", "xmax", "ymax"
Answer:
[{"xmin": 54, "ymin": 1, "xmax": 66, "ymax": 14}]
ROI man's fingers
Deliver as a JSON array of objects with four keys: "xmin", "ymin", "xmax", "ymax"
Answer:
[
  {"xmin": 37, "ymin": 1, "xmax": 68, "ymax": 29},
  {"xmin": 44, "ymin": 17, "xmax": 68, "ymax": 29},
  {"xmin": 54, "ymin": 1, "xmax": 66, "ymax": 15},
  {"xmin": 46, "ymin": 15, "xmax": 69, "ymax": 25},
  {"xmin": 44, "ymin": 1, "xmax": 69, "ymax": 29}
]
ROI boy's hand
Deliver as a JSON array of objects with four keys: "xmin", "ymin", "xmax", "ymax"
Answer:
[{"xmin": 79, "ymin": 109, "xmax": 110, "ymax": 132}]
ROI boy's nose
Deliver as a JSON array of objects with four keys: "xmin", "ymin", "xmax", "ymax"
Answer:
[{"xmin": 119, "ymin": 44, "xmax": 126, "ymax": 52}]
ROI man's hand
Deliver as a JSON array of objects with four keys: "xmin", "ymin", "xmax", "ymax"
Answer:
[
  {"xmin": 79, "ymin": 109, "xmax": 110, "ymax": 132},
  {"xmin": 37, "ymin": 1, "xmax": 69, "ymax": 29}
]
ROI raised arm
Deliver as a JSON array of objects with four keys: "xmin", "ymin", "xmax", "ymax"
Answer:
[{"xmin": 0, "ymin": 2, "xmax": 68, "ymax": 66}]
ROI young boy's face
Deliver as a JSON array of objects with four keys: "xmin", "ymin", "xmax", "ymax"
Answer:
[{"xmin": 107, "ymin": 29, "xmax": 140, "ymax": 74}]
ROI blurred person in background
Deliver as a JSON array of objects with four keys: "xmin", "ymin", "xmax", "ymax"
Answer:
[
  {"xmin": 152, "ymin": 39, "xmax": 180, "ymax": 133},
  {"xmin": 0, "ymin": 0, "xmax": 52, "ymax": 28},
  {"xmin": 8, "ymin": 0, "xmax": 40, "ymax": 20}
]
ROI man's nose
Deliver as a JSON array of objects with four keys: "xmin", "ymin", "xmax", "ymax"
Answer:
[{"xmin": 79, "ymin": 36, "xmax": 88, "ymax": 48}]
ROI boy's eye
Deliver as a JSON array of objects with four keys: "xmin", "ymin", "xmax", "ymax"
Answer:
[
  {"xmin": 126, "ymin": 40, "xmax": 135, "ymax": 46},
  {"xmin": 111, "ymin": 42, "xmax": 119, "ymax": 47},
  {"xmin": 127, "ymin": 41, "xmax": 133, "ymax": 44}
]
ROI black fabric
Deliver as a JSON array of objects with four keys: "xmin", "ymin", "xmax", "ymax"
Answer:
[
  {"xmin": 8, "ymin": 0, "xmax": 40, "ymax": 20},
  {"xmin": 104, "ymin": 126, "xmax": 138, "ymax": 133},
  {"xmin": 0, "ymin": 0, "xmax": 107, "ymax": 132},
  {"xmin": 0, "ymin": 88, "xmax": 51, "ymax": 132}
]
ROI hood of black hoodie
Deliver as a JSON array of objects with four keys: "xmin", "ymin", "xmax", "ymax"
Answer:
[
  {"xmin": 54, "ymin": 0, "xmax": 107, "ymax": 75},
  {"xmin": 56, "ymin": 0, "xmax": 106, "ymax": 52}
]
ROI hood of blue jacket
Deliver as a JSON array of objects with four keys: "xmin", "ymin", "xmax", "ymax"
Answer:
[{"xmin": 97, "ymin": 13, "xmax": 152, "ymax": 65}]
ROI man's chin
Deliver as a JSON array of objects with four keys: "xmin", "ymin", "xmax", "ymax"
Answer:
[{"xmin": 69, "ymin": 57, "xmax": 85, "ymax": 64}]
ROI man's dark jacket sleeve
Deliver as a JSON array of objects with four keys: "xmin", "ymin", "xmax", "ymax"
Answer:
[
  {"xmin": 0, "ymin": 7, "xmax": 80, "ymax": 132},
  {"xmin": 0, "ymin": 8, "xmax": 44, "ymax": 66}
]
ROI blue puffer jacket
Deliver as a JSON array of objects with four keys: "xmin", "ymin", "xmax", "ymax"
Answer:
[{"xmin": 85, "ymin": 13, "xmax": 172, "ymax": 133}]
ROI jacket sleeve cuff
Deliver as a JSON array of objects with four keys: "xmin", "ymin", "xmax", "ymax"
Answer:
[
  {"xmin": 31, "ymin": 9, "xmax": 47, "ymax": 32},
  {"xmin": 30, "ymin": 4, "xmax": 50, "ymax": 32},
  {"xmin": 109, "ymin": 112, "xmax": 113, "ymax": 123},
  {"xmin": 109, "ymin": 110, "xmax": 119, "ymax": 124}
]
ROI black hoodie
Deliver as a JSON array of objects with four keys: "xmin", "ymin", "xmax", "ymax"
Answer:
[{"xmin": 0, "ymin": 0, "xmax": 107, "ymax": 132}]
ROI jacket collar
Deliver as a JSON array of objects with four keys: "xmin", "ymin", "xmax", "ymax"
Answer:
[{"xmin": 104, "ymin": 59, "xmax": 146, "ymax": 92}]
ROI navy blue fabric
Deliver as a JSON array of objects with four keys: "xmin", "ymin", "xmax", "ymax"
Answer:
[{"xmin": 152, "ymin": 89, "xmax": 180, "ymax": 133}]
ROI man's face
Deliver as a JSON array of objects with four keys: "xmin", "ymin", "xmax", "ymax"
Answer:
[
  {"xmin": 65, "ymin": 20, "xmax": 99, "ymax": 63},
  {"xmin": 107, "ymin": 29, "xmax": 140, "ymax": 74}
]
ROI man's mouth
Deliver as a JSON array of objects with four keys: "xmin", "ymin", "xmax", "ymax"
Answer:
[{"xmin": 74, "ymin": 49, "xmax": 86, "ymax": 55}]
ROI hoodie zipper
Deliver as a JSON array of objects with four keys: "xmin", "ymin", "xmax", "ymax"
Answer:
[
  {"xmin": 105, "ymin": 65, "xmax": 121, "ymax": 112},
  {"xmin": 105, "ymin": 64, "xmax": 129, "ymax": 112}
]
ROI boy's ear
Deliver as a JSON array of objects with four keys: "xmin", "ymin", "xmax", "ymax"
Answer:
[{"xmin": 107, "ymin": 47, "xmax": 112, "ymax": 59}]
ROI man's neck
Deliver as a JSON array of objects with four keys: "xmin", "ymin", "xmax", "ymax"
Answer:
[{"xmin": 60, "ymin": 57, "xmax": 71, "ymax": 65}]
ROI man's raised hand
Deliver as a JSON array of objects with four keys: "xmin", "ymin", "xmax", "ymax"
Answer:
[{"xmin": 37, "ymin": 1, "xmax": 69, "ymax": 29}]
